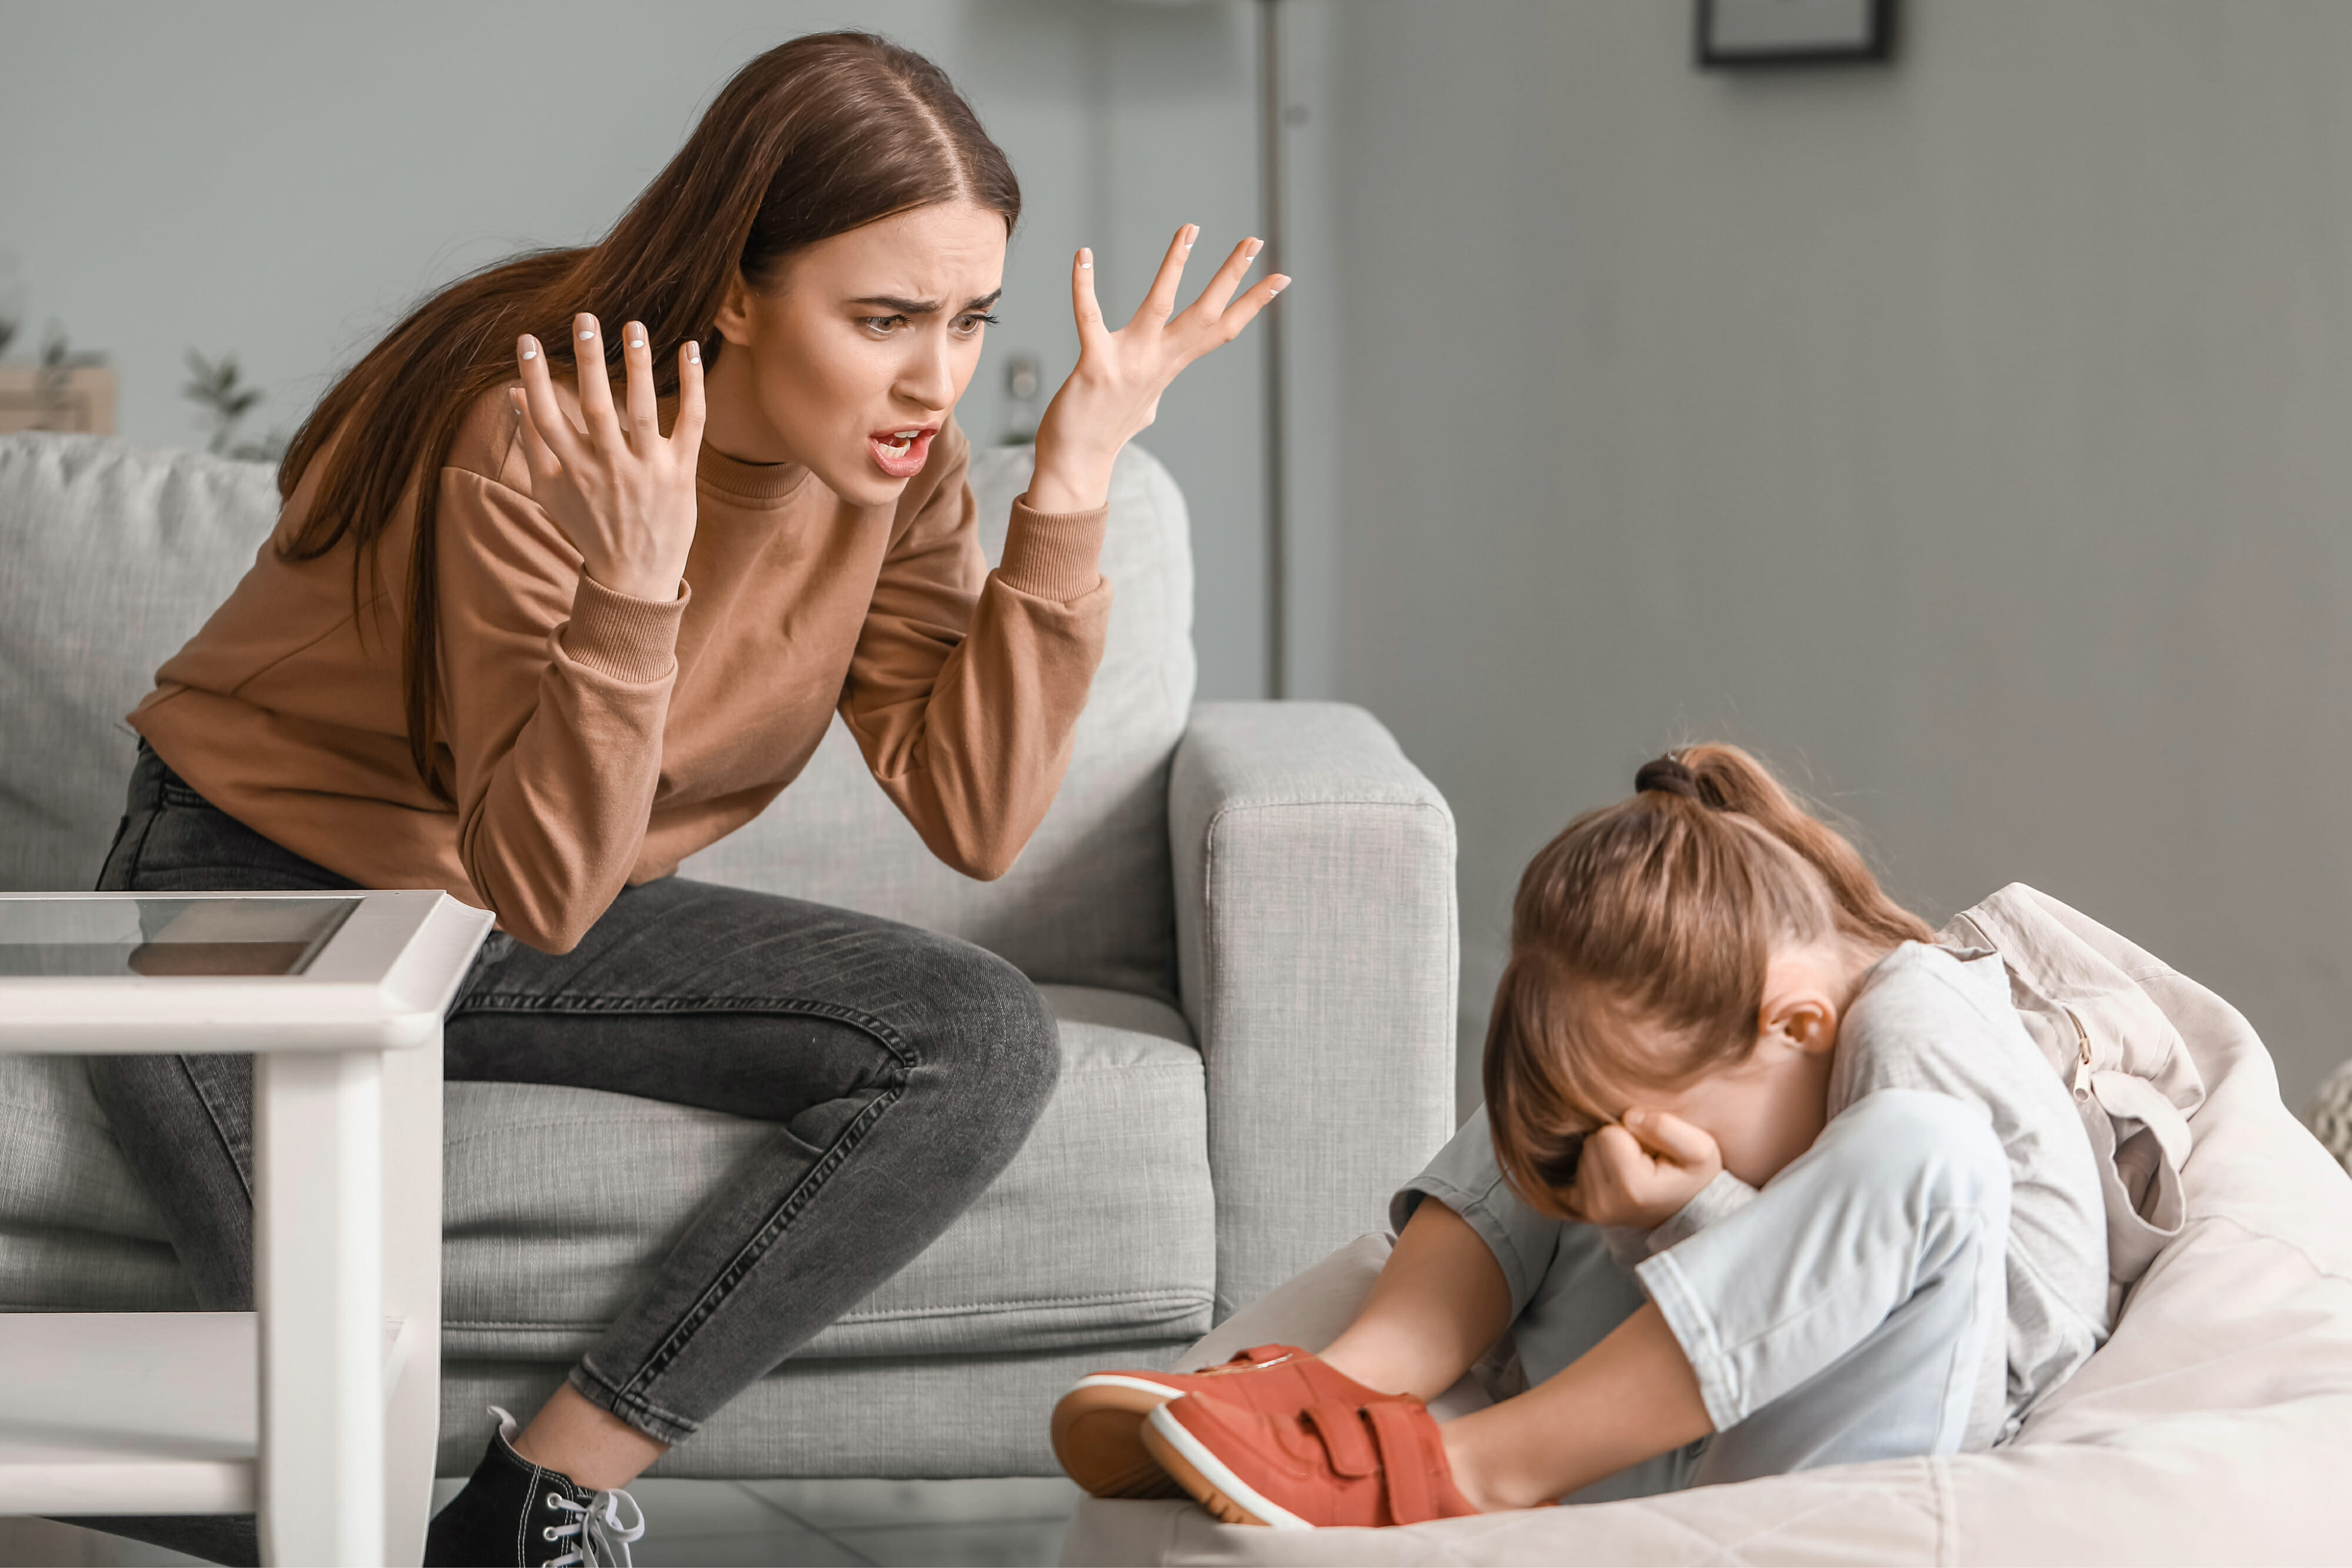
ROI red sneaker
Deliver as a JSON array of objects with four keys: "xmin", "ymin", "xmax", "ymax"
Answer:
[
  {"xmin": 1140, "ymin": 1391, "xmax": 1479, "ymax": 1529},
  {"xmin": 1050, "ymin": 1345, "xmax": 1403, "ymax": 1499}
]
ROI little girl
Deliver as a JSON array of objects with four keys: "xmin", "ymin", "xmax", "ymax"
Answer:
[{"xmin": 1053, "ymin": 745, "xmax": 2112, "ymax": 1527}]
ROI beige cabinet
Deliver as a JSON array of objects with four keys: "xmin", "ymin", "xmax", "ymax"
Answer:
[{"xmin": 0, "ymin": 365, "xmax": 116, "ymax": 434}]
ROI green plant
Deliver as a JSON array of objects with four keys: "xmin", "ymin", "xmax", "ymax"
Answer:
[{"xmin": 183, "ymin": 348, "xmax": 285, "ymax": 460}]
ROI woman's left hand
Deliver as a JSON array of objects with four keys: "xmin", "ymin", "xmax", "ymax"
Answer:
[{"xmin": 1024, "ymin": 226, "xmax": 1289, "ymax": 514}]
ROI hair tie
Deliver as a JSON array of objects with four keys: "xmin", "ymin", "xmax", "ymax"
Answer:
[{"xmin": 1635, "ymin": 755, "xmax": 1700, "ymax": 801}]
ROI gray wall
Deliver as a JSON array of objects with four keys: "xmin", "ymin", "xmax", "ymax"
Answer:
[
  {"xmin": 1318, "ymin": 0, "xmax": 2352, "ymax": 1112},
  {"xmin": 0, "ymin": 0, "xmax": 1273, "ymax": 697},
  {"xmin": 13, "ymin": 1, "xmax": 2347, "ymax": 1111}
]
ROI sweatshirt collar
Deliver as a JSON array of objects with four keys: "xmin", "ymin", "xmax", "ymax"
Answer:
[{"xmin": 696, "ymin": 443, "xmax": 813, "ymax": 509}]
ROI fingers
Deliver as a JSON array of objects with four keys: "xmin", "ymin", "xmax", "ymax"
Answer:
[
  {"xmin": 1625, "ymin": 1108, "xmax": 1720, "ymax": 1171},
  {"xmin": 1585, "ymin": 1123, "xmax": 1646, "ymax": 1185},
  {"xmin": 1130, "ymin": 223, "xmax": 1198, "ymax": 329},
  {"xmin": 1069, "ymin": 246, "xmax": 1107, "ymax": 347},
  {"xmin": 507, "ymin": 386, "xmax": 562, "ymax": 484},
  {"xmin": 1188, "ymin": 236, "xmax": 1263, "ymax": 320},
  {"xmin": 571, "ymin": 313, "xmax": 619, "ymax": 438},
  {"xmin": 619, "ymin": 321, "xmax": 657, "ymax": 444},
  {"xmin": 1200, "ymin": 270, "xmax": 1291, "ymax": 346},
  {"xmin": 514, "ymin": 333, "xmax": 583, "ymax": 473},
  {"xmin": 670, "ymin": 338, "xmax": 707, "ymax": 450}
]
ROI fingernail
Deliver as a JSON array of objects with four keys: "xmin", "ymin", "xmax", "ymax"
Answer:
[
  {"xmin": 1184, "ymin": 225, "xmax": 1197, "ymax": 248},
  {"xmin": 579, "ymin": 329, "xmax": 596, "ymax": 342},
  {"xmin": 1079, "ymin": 248, "xmax": 1093, "ymax": 269},
  {"xmin": 629, "ymin": 336, "xmax": 645, "ymax": 349},
  {"xmin": 521, "ymin": 339, "xmax": 539, "ymax": 361},
  {"xmin": 687, "ymin": 343, "xmax": 700, "ymax": 364},
  {"xmin": 1268, "ymin": 278, "xmax": 1288, "ymax": 295},
  {"xmin": 1245, "ymin": 239, "xmax": 1264, "ymax": 259}
]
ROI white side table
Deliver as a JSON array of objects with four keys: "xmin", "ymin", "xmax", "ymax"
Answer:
[{"xmin": 0, "ymin": 891, "xmax": 493, "ymax": 1567}]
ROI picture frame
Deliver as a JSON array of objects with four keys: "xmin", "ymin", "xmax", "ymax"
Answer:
[{"xmin": 1696, "ymin": 0, "xmax": 1896, "ymax": 70}]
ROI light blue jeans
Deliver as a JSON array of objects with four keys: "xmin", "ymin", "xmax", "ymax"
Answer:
[{"xmin": 1396, "ymin": 1090, "xmax": 2012, "ymax": 1500}]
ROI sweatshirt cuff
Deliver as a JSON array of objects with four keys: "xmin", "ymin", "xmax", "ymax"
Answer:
[
  {"xmin": 559, "ymin": 574, "xmax": 690, "ymax": 684},
  {"xmin": 995, "ymin": 493, "xmax": 1108, "ymax": 601},
  {"xmin": 1645, "ymin": 1171, "xmax": 1761, "ymax": 1256}
]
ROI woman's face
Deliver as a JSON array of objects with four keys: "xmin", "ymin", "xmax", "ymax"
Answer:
[{"xmin": 705, "ymin": 199, "xmax": 1008, "ymax": 505}]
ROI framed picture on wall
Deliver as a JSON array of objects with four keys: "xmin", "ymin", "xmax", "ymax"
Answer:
[{"xmin": 1696, "ymin": 0, "xmax": 1895, "ymax": 69}]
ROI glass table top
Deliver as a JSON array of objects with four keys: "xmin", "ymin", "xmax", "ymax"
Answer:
[{"xmin": 0, "ymin": 897, "xmax": 361, "ymax": 978}]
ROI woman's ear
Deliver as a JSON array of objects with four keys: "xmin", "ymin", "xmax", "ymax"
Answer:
[{"xmin": 712, "ymin": 270, "xmax": 758, "ymax": 348}]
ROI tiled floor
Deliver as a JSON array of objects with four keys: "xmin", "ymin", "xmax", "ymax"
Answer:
[{"xmin": 1, "ymin": 1477, "xmax": 1084, "ymax": 1566}]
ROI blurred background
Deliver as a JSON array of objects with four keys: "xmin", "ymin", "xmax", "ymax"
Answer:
[{"xmin": 7, "ymin": 0, "xmax": 2352, "ymax": 1116}]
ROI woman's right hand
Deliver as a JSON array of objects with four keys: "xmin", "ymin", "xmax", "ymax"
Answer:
[{"xmin": 511, "ymin": 313, "xmax": 706, "ymax": 601}]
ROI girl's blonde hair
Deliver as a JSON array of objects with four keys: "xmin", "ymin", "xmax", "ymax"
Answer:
[{"xmin": 1482, "ymin": 744, "xmax": 1930, "ymax": 1211}]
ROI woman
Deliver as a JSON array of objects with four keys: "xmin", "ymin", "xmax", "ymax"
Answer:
[{"xmin": 92, "ymin": 31, "xmax": 1284, "ymax": 1567}]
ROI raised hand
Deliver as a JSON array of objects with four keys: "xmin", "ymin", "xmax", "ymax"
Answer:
[
  {"xmin": 510, "ymin": 313, "xmax": 707, "ymax": 601},
  {"xmin": 1025, "ymin": 225, "xmax": 1289, "ymax": 514},
  {"xmin": 1565, "ymin": 1108, "xmax": 1725, "ymax": 1232}
]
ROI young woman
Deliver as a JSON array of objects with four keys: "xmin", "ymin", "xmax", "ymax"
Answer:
[
  {"xmin": 1054, "ymin": 746, "xmax": 2110, "ymax": 1527},
  {"xmin": 92, "ymin": 31, "xmax": 1285, "ymax": 1567}
]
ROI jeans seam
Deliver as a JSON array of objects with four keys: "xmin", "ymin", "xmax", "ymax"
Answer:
[
  {"xmin": 93, "ymin": 814, "xmax": 134, "ymax": 892},
  {"xmin": 116, "ymin": 802, "xmax": 163, "ymax": 892},
  {"xmin": 572, "ymin": 1074, "xmax": 905, "ymax": 1442},
  {"xmin": 451, "ymin": 992, "xmax": 917, "ymax": 1069},
  {"xmin": 527, "ymin": 992, "xmax": 920, "ymax": 1435},
  {"xmin": 175, "ymin": 1055, "xmax": 254, "ymax": 1207}
]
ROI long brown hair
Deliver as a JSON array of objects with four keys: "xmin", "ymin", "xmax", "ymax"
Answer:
[
  {"xmin": 1483, "ymin": 744, "xmax": 1931, "ymax": 1211},
  {"xmin": 276, "ymin": 32, "xmax": 1021, "ymax": 795}
]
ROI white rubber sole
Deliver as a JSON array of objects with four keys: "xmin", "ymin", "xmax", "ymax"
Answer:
[{"xmin": 1144, "ymin": 1405, "xmax": 1315, "ymax": 1530}]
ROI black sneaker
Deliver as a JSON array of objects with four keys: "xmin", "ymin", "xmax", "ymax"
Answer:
[{"xmin": 424, "ymin": 1407, "xmax": 646, "ymax": 1567}]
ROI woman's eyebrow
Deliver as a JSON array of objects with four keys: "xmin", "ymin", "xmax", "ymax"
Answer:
[{"xmin": 849, "ymin": 288, "xmax": 1004, "ymax": 315}]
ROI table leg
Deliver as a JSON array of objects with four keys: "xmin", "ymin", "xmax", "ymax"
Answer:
[
  {"xmin": 256, "ymin": 1049, "xmax": 384, "ymax": 1567},
  {"xmin": 382, "ymin": 1024, "xmax": 445, "ymax": 1566}
]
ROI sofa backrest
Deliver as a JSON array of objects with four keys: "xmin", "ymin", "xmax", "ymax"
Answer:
[{"xmin": 0, "ymin": 433, "xmax": 1194, "ymax": 998}]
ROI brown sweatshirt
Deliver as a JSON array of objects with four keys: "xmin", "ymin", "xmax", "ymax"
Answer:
[{"xmin": 129, "ymin": 389, "xmax": 1111, "ymax": 954}]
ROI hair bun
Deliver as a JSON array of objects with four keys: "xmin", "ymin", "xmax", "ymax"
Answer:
[{"xmin": 1635, "ymin": 755, "xmax": 1700, "ymax": 800}]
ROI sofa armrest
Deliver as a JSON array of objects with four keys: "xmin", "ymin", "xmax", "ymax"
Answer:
[{"xmin": 1171, "ymin": 702, "xmax": 1458, "ymax": 1321}]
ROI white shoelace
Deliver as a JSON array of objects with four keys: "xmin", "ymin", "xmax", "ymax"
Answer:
[{"xmin": 540, "ymin": 1487, "xmax": 646, "ymax": 1568}]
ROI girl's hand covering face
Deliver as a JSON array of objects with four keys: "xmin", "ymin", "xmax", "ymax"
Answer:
[
  {"xmin": 1565, "ymin": 1108, "xmax": 1726, "ymax": 1231},
  {"xmin": 1025, "ymin": 225, "xmax": 1289, "ymax": 514},
  {"xmin": 510, "ymin": 315, "xmax": 708, "ymax": 602}
]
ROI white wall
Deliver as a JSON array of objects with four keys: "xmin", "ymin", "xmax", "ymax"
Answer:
[
  {"xmin": 0, "ymin": 0, "xmax": 1274, "ymax": 697},
  {"xmin": 1319, "ymin": 0, "xmax": 2352, "ymax": 1112}
]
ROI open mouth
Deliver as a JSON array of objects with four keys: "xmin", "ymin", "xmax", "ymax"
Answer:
[{"xmin": 869, "ymin": 426, "xmax": 938, "ymax": 479}]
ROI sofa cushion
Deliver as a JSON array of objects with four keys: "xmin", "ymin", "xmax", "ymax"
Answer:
[
  {"xmin": 0, "ymin": 986, "xmax": 1215, "ymax": 1359},
  {"xmin": 0, "ymin": 433, "xmax": 1195, "ymax": 998},
  {"xmin": 443, "ymin": 984, "xmax": 1212, "ymax": 1360},
  {"xmin": 0, "ymin": 436, "xmax": 277, "ymax": 899}
]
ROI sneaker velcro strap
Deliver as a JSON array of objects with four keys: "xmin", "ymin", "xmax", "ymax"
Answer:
[
  {"xmin": 1364, "ymin": 1401, "xmax": 1440, "ymax": 1524},
  {"xmin": 1301, "ymin": 1403, "xmax": 1381, "ymax": 1479}
]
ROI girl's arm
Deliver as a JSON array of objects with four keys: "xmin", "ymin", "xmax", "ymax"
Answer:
[
  {"xmin": 1319, "ymin": 1199, "xmax": 1514, "ymax": 1402},
  {"xmin": 1439, "ymin": 1302, "xmax": 1712, "ymax": 1512}
]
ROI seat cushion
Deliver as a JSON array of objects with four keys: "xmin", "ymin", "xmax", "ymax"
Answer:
[{"xmin": 0, "ymin": 986, "xmax": 1216, "ymax": 1360}]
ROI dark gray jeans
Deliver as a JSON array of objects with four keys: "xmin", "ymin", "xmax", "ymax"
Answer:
[{"xmin": 91, "ymin": 743, "xmax": 1061, "ymax": 1445}]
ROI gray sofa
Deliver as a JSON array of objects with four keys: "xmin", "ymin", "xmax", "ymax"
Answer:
[{"xmin": 0, "ymin": 432, "xmax": 1458, "ymax": 1480}]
